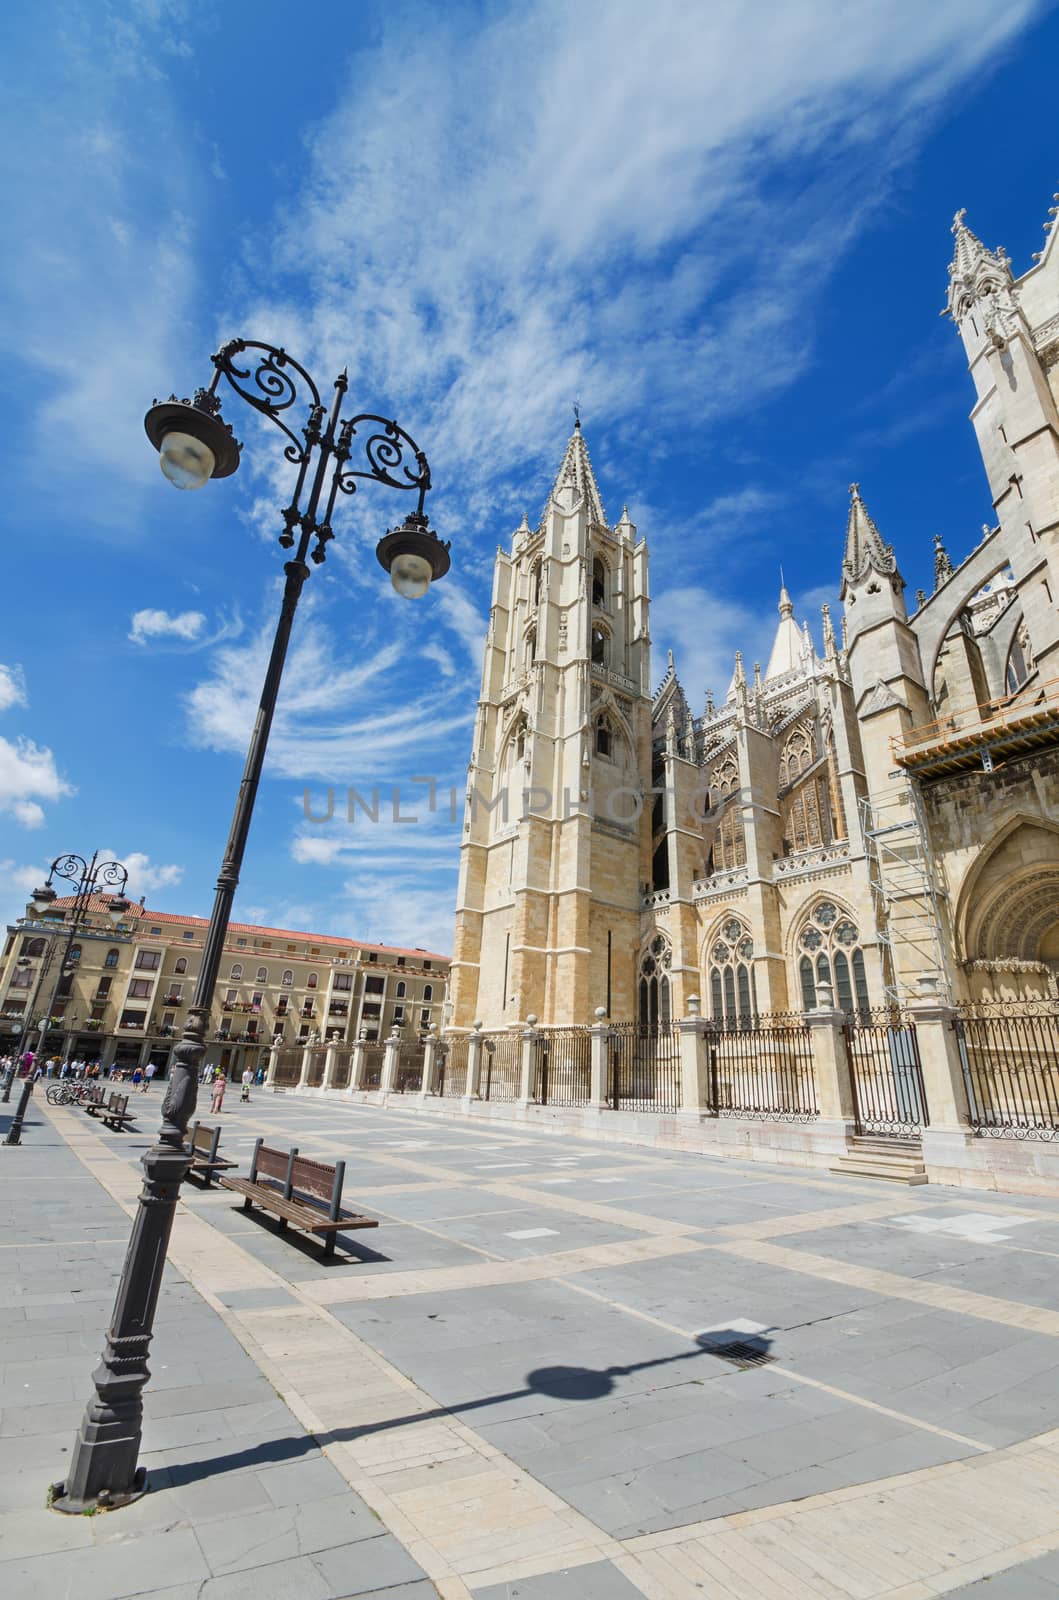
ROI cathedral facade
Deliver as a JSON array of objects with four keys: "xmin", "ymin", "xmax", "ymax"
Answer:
[{"xmin": 449, "ymin": 192, "xmax": 1059, "ymax": 1033}]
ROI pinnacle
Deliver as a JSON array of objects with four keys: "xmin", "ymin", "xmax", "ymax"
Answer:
[{"xmin": 842, "ymin": 482, "xmax": 896, "ymax": 586}]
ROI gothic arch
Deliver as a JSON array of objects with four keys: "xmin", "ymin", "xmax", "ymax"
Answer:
[
  {"xmin": 788, "ymin": 894, "xmax": 871, "ymax": 1015},
  {"xmin": 958, "ymin": 816, "xmax": 1059, "ymax": 963},
  {"xmin": 913, "ymin": 531, "xmax": 1011, "ymax": 696}
]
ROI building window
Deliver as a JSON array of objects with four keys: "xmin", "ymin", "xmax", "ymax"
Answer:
[
  {"xmin": 595, "ymin": 715, "xmax": 612, "ymax": 757},
  {"xmin": 21, "ymin": 937, "xmax": 46, "ymax": 958},
  {"xmin": 182, "ymin": 930, "xmax": 194, "ymax": 941},
  {"xmin": 69, "ymin": 944, "xmax": 82, "ymax": 964},
  {"xmin": 163, "ymin": 1012, "xmax": 175, "ymax": 1030},
  {"xmin": 307, "ymin": 972, "xmax": 318, "ymax": 989},
  {"xmin": 421, "ymin": 1009, "xmax": 430, "ymax": 1027},
  {"xmin": 135, "ymin": 950, "xmax": 160, "ymax": 971},
  {"xmin": 396, "ymin": 981, "xmax": 406, "ymax": 998},
  {"xmin": 333, "ymin": 972, "xmax": 353, "ymax": 991},
  {"xmin": 393, "ymin": 1006, "xmax": 405, "ymax": 1024},
  {"xmin": 105, "ymin": 948, "xmax": 120, "ymax": 968},
  {"xmin": 174, "ymin": 957, "xmax": 187, "ymax": 974},
  {"xmin": 592, "ymin": 557, "xmax": 606, "ymax": 607},
  {"xmin": 256, "ymin": 966, "xmax": 268, "ymax": 983},
  {"xmin": 709, "ymin": 758, "xmax": 746, "ymax": 872},
  {"xmin": 365, "ymin": 976, "xmax": 384, "ymax": 995},
  {"xmin": 397, "ymin": 956, "xmax": 406, "ymax": 968},
  {"xmin": 225, "ymin": 988, "xmax": 237, "ymax": 1005},
  {"xmin": 531, "ymin": 558, "xmax": 542, "ymax": 607},
  {"xmin": 120, "ymin": 1009, "xmax": 146, "ymax": 1028},
  {"xmin": 525, "ymin": 626, "xmax": 536, "ymax": 665},
  {"xmin": 423, "ymin": 984, "xmax": 433, "ymax": 1001},
  {"xmin": 708, "ymin": 920, "xmax": 757, "ymax": 1027},
  {"xmin": 164, "ymin": 981, "xmax": 182, "ymax": 1002},
  {"xmin": 10, "ymin": 967, "xmax": 33, "ymax": 989},
  {"xmin": 423, "ymin": 960, "xmax": 431, "ymax": 970},
  {"xmin": 230, "ymin": 963, "xmax": 243, "ymax": 980},
  {"xmin": 368, "ymin": 951, "xmax": 378, "ymax": 962},
  {"xmin": 276, "ymin": 996, "xmax": 289, "ymax": 1015},
  {"xmin": 129, "ymin": 979, "xmax": 152, "ymax": 999},
  {"xmin": 236, "ymin": 937, "xmax": 247, "ymax": 948},
  {"xmin": 591, "ymin": 626, "xmax": 606, "ymax": 667},
  {"xmin": 281, "ymin": 969, "xmax": 293, "ymax": 986},
  {"xmin": 96, "ymin": 977, "xmax": 112, "ymax": 999},
  {"xmin": 796, "ymin": 901, "xmax": 869, "ymax": 1016},
  {"xmin": 638, "ymin": 935, "xmax": 672, "ymax": 1026}
]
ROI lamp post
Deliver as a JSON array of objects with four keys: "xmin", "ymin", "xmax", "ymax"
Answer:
[
  {"xmin": 23, "ymin": 856, "xmax": 131, "ymax": 1070},
  {"xmin": 52, "ymin": 339, "xmax": 450, "ymax": 1514}
]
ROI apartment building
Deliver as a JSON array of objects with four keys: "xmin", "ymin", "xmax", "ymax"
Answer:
[{"xmin": 0, "ymin": 893, "xmax": 449, "ymax": 1078}]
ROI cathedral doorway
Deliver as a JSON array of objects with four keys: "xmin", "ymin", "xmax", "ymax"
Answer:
[{"xmin": 959, "ymin": 822, "xmax": 1059, "ymax": 998}]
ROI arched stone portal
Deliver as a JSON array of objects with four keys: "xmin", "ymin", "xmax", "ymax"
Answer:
[{"xmin": 960, "ymin": 821, "xmax": 1059, "ymax": 998}]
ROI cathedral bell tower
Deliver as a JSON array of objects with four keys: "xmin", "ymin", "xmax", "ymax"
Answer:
[{"xmin": 448, "ymin": 421, "xmax": 651, "ymax": 1028}]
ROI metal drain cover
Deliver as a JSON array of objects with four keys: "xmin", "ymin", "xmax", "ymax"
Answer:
[{"xmin": 708, "ymin": 1341, "xmax": 775, "ymax": 1370}]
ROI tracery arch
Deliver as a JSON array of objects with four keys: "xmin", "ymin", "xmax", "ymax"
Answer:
[
  {"xmin": 708, "ymin": 756, "xmax": 745, "ymax": 872},
  {"xmin": 794, "ymin": 899, "xmax": 869, "ymax": 1016},
  {"xmin": 638, "ymin": 934, "xmax": 672, "ymax": 1025},
  {"xmin": 706, "ymin": 917, "xmax": 757, "ymax": 1027}
]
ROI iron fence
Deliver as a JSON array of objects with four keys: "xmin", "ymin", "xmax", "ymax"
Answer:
[
  {"xmin": 481, "ymin": 1033, "xmax": 521, "ymax": 1101},
  {"xmin": 533, "ymin": 1028, "xmax": 592, "ymax": 1107},
  {"xmin": 843, "ymin": 1008, "xmax": 927, "ymax": 1136},
  {"xmin": 330, "ymin": 1047, "xmax": 353, "ymax": 1091},
  {"xmin": 955, "ymin": 1000, "xmax": 1059, "ymax": 1139},
  {"xmin": 361, "ymin": 1043, "xmax": 385, "ymax": 1089},
  {"xmin": 709, "ymin": 1017, "xmax": 817, "ymax": 1120},
  {"xmin": 272, "ymin": 1047, "xmax": 302, "ymax": 1087},
  {"xmin": 395, "ymin": 1041, "xmax": 425, "ymax": 1093},
  {"xmin": 608, "ymin": 1022, "xmax": 681, "ymax": 1112},
  {"xmin": 304, "ymin": 1045, "xmax": 327, "ymax": 1088},
  {"xmin": 438, "ymin": 1035, "xmax": 469, "ymax": 1097}
]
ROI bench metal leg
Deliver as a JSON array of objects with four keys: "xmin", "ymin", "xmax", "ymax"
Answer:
[{"xmin": 323, "ymin": 1233, "xmax": 336, "ymax": 1260}]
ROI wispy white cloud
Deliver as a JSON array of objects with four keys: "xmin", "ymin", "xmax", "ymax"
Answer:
[
  {"xmin": 0, "ymin": 664, "xmax": 27, "ymax": 713},
  {"xmin": 97, "ymin": 849, "xmax": 184, "ymax": 898},
  {"xmin": 129, "ymin": 608, "xmax": 207, "ymax": 645}
]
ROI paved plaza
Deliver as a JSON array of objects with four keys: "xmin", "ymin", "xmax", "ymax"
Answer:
[{"xmin": 4, "ymin": 1092, "xmax": 1059, "ymax": 1597}]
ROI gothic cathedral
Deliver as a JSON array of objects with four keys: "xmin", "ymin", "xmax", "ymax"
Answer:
[{"xmin": 449, "ymin": 192, "xmax": 1059, "ymax": 1032}]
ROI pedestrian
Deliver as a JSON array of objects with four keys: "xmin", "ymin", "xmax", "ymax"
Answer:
[
  {"xmin": 240, "ymin": 1065, "xmax": 252, "ymax": 1102},
  {"xmin": 210, "ymin": 1069, "xmax": 226, "ymax": 1115},
  {"xmin": 131, "ymin": 1066, "xmax": 143, "ymax": 1090},
  {"xmin": 143, "ymin": 1062, "xmax": 156, "ymax": 1093},
  {"xmin": 255, "ymin": 1064, "xmax": 265, "ymax": 1086}
]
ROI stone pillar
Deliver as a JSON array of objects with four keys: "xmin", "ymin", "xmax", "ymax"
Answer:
[
  {"xmin": 802, "ymin": 979, "xmax": 857, "ymax": 1160},
  {"xmin": 348, "ymin": 1036, "xmax": 367, "ymax": 1093},
  {"xmin": 322, "ymin": 1042, "xmax": 339, "ymax": 1092},
  {"xmin": 907, "ymin": 977, "xmax": 970, "ymax": 1130},
  {"xmin": 677, "ymin": 995, "xmax": 708, "ymax": 1115},
  {"xmin": 589, "ymin": 1007, "xmax": 610, "ymax": 1108},
  {"xmin": 518, "ymin": 1015, "xmax": 540, "ymax": 1104},
  {"xmin": 297, "ymin": 1044, "xmax": 313, "ymax": 1089},
  {"xmin": 265, "ymin": 1043, "xmax": 281, "ymax": 1087},
  {"xmin": 380, "ymin": 1029, "xmax": 401, "ymax": 1094},
  {"xmin": 419, "ymin": 1029, "xmax": 438, "ymax": 1099},
  {"xmin": 464, "ymin": 1020, "xmax": 484, "ymax": 1101},
  {"xmin": 100, "ymin": 1035, "xmax": 118, "ymax": 1072}
]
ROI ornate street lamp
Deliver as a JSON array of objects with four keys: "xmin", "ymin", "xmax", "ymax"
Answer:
[
  {"xmin": 52, "ymin": 339, "xmax": 451, "ymax": 1514},
  {"xmin": 16, "ymin": 854, "xmax": 130, "ymax": 1069}
]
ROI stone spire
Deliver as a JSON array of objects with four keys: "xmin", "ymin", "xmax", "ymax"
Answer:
[
  {"xmin": 547, "ymin": 417, "xmax": 606, "ymax": 526},
  {"xmin": 933, "ymin": 532, "xmax": 954, "ymax": 590},
  {"xmin": 615, "ymin": 503, "xmax": 635, "ymax": 543},
  {"xmin": 841, "ymin": 483, "xmax": 896, "ymax": 587},
  {"xmin": 765, "ymin": 576, "xmax": 807, "ymax": 681},
  {"xmin": 821, "ymin": 602, "xmax": 837, "ymax": 664}
]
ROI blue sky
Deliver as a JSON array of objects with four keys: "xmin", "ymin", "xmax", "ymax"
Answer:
[{"xmin": 1, "ymin": 0, "xmax": 1056, "ymax": 953}]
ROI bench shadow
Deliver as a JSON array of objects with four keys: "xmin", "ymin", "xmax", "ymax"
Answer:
[{"xmin": 148, "ymin": 1328, "xmax": 773, "ymax": 1490}]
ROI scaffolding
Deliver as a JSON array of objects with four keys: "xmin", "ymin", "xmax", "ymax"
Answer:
[{"xmin": 861, "ymin": 780, "xmax": 953, "ymax": 1006}]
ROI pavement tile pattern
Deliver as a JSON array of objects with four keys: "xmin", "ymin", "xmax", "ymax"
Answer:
[{"xmin": 3, "ymin": 1085, "xmax": 1059, "ymax": 1596}]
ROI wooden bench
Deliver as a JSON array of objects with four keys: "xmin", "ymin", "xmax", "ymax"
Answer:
[
  {"xmin": 219, "ymin": 1140, "xmax": 378, "ymax": 1259},
  {"xmin": 86, "ymin": 1091, "xmax": 135, "ymax": 1130},
  {"xmin": 185, "ymin": 1121, "xmax": 237, "ymax": 1188},
  {"xmin": 79, "ymin": 1084, "xmax": 105, "ymax": 1109}
]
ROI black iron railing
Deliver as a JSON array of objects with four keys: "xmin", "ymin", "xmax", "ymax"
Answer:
[
  {"xmin": 608, "ymin": 1022, "xmax": 681, "ymax": 1113},
  {"xmin": 709, "ymin": 1017, "xmax": 817, "ymax": 1120},
  {"xmin": 362, "ymin": 1044, "xmax": 385, "ymax": 1089},
  {"xmin": 955, "ymin": 1000, "xmax": 1059, "ymax": 1139},
  {"xmin": 533, "ymin": 1028, "xmax": 592, "ymax": 1107},
  {"xmin": 481, "ymin": 1033, "xmax": 521, "ymax": 1101},
  {"xmin": 439, "ymin": 1035, "xmax": 469, "ymax": 1097},
  {"xmin": 272, "ymin": 1047, "xmax": 302, "ymax": 1086},
  {"xmin": 395, "ymin": 1041, "xmax": 425, "ymax": 1093}
]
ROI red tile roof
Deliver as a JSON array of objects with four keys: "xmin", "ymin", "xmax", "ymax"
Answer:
[{"xmin": 42, "ymin": 896, "xmax": 450, "ymax": 964}]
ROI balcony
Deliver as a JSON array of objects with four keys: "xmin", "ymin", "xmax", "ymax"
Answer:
[{"xmin": 893, "ymin": 675, "xmax": 1059, "ymax": 777}]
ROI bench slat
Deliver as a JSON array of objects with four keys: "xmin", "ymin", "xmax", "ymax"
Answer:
[{"xmin": 219, "ymin": 1176, "xmax": 377, "ymax": 1233}]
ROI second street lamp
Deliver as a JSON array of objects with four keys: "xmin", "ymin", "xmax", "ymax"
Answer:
[{"xmin": 52, "ymin": 339, "xmax": 451, "ymax": 1514}]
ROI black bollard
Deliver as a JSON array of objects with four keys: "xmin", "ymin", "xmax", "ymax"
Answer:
[
  {"xmin": 1, "ymin": 1066, "xmax": 16, "ymax": 1104},
  {"xmin": 5, "ymin": 1077, "xmax": 33, "ymax": 1145}
]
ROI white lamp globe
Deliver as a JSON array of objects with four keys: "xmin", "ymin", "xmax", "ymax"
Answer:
[
  {"xmin": 389, "ymin": 551, "xmax": 433, "ymax": 600},
  {"xmin": 159, "ymin": 430, "xmax": 216, "ymax": 491}
]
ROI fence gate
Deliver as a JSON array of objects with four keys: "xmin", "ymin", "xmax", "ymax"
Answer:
[
  {"xmin": 533, "ymin": 1029, "xmax": 591, "ymax": 1107},
  {"xmin": 843, "ymin": 1009, "xmax": 927, "ymax": 1137},
  {"xmin": 361, "ymin": 1043, "xmax": 385, "ymax": 1089},
  {"xmin": 608, "ymin": 1023, "xmax": 681, "ymax": 1113},
  {"xmin": 395, "ymin": 1041, "xmax": 425, "ymax": 1093},
  {"xmin": 481, "ymin": 1034, "xmax": 520, "ymax": 1101},
  {"xmin": 438, "ymin": 1035, "xmax": 469, "ymax": 1097}
]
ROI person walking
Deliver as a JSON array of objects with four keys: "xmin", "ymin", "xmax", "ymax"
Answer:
[
  {"xmin": 240, "ymin": 1065, "xmax": 252, "ymax": 1102},
  {"xmin": 143, "ymin": 1062, "xmax": 156, "ymax": 1093},
  {"xmin": 210, "ymin": 1069, "xmax": 226, "ymax": 1115}
]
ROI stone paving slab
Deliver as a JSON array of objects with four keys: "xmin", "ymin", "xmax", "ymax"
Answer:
[{"xmin": 7, "ymin": 1089, "xmax": 1059, "ymax": 1597}]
